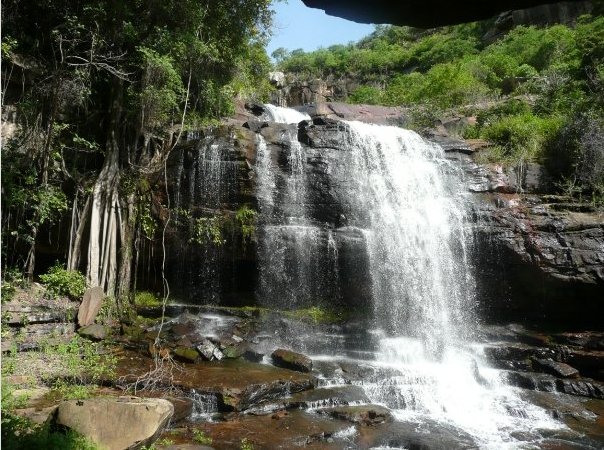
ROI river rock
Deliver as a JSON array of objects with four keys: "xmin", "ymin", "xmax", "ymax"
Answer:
[
  {"xmin": 77, "ymin": 286, "xmax": 104, "ymax": 327},
  {"xmin": 174, "ymin": 346, "xmax": 200, "ymax": 363},
  {"xmin": 77, "ymin": 323, "xmax": 106, "ymax": 341},
  {"xmin": 271, "ymin": 349, "xmax": 313, "ymax": 373},
  {"xmin": 532, "ymin": 358, "xmax": 579, "ymax": 378},
  {"xmin": 197, "ymin": 339, "xmax": 224, "ymax": 361},
  {"xmin": 317, "ymin": 404, "xmax": 392, "ymax": 425},
  {"xmin": 56, "ymin": 396, "xmax": 173, "ymax": 450}
]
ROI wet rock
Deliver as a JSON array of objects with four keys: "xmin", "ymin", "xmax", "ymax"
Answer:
[
  {"xmin": 271, "ymin": 349, "xmax": 313, "ymax": 373},
  {"xmin": 77, "ymin": 287, "xmax": 104, "ymax": 327},
  {"xmin": 566, "ymin": 349, "xmax": 604, "ymax": 376},
  {"xmin": 318, "ymin": 404, "xmax": 392, "ymax": 425},
  {"xmin": 166, "ymin": 397, "xmax": 194, "ymax": 423},
  {"xmin": 533, "ymin": 358, "xmax": 580, "ymax": 378},
  {"xmin": 556, "ymin": 378, "xmax": 604, "ymax": 400},
  {"xmin": 287, "ymin": 385, "xmax": 370, "ymax": 409},
  {"xmin": 77, "ymin": 323, "xmax": 106, "ymax": 341},
  {"xmin": 357, "ymin": 420, "xmax": 477, "ymax": 449},
  {"xmin": 242, "ymin": 348, "xmax": 264, "ymax": 363},
  {"xmin": 172, "ymin": 321, "xmax": 197, "ymax": 338},
  {"xmin": 238, "ymin": 378, "xmax": 317, "ymax": 411},
  {"xmin": 56, "ymin": 396, "xmax": 173, "ymax": 450},
  {"xmin": 483, "ymin": 343, "xmax": 554, "ymax": 370},
  {"xmin": 506, "ymin": 370, "xmax": 604, "ymax": 399},
  {"xmin": 298, "ymin": 102, "xmax": 407, "ymax": 127},
  {"xmin": 221, "ymin": 344, "xmax": 245, "ymax": 359}
]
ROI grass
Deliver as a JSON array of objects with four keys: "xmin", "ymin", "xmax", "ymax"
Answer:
[
  {"xmin": 134, "ymin": 291, "xmax": 163, "ymax": 307},
  {"xmin": 192, "ymin": 429, "xmax": 212, "ymax": 445}
]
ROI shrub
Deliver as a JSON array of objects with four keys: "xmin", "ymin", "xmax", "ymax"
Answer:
[
  {"xmin": 547, "ymin": 112, "xmax": 604, "ymax": 194},
  {"xmin": 481, "ymin": 112, "xmax": 564, "ymax": 164},
  {"xmin": 235, "ymin": 205, "xmax": 257, "ymax": 246},
  {"xmin": 348, "ymin": 85, "xmax": 384, "ymax": 105},
  {"xmin": 39, "ymin": 264, "xmax": 87, "ymax": 300}
]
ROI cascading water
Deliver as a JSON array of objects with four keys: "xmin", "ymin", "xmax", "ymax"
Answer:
[
  {"xmin": 256, "ymin": 105, "xmax": 340, "ymax": 309},
  {"xmin": 255, "ymin": 108, "xmax": 567, "ymax": 448},
  {"xmin": 335, "ymin": 121, "xmax": 564, "ymax": 448}
]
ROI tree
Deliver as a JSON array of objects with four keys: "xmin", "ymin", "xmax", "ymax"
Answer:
[{"xmin": 2, "ymin": 0, "xmax": 274, "ymax": 303}]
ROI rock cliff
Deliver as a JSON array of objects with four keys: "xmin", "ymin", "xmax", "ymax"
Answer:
[{"xmin": 161, "ymin": 102, "xmax": 602, "ymax": 324}]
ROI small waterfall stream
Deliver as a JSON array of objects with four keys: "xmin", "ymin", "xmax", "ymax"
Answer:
[{"xmin": 255, "ymin": 106, "xmax": 566, "ymax": 448}]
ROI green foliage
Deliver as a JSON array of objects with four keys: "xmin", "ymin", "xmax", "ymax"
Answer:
[
  {"xmin": 2, "ymin": 0, "xmax": 275, "ymax": 278},
  {"xmin": 480, "ymin": 113, "xmax": 564, "ymax": 164},
  {"xmin": 44, "ymin": 335, "xmax": 117, "ymax": 385},
  {"xmin": 1, "ymin": 268, "xmax": 28, "ymax": 303},
  {"xmin": 1, "ymin": 412, "xmax": 101, "ymax": 450},
  {"xmin": 191, "ymin": 216, "xmax": 225, "ymax": 247},
  {"xmin": 348, "ymin": 86, "xmax": 384, "ymax": 105},
  {"xmin": 134, "ymin": 47, "xmax": 185, "ymax": 129},
  {"xmin": 39, "ymin": 264, "xmax": 87, "ymax": 300},
  {"xmin": 385, "ymin": 62, "xmax": 491, "ymax": 108},
  {"xmin": 240, "ymin": 438, "xmax": 255, "ymax": 450},
  {"xmin": 192, "ymin": 429, "xmax": 212, "ymax": 445},
  {"xmin": 235, "ymin": 205, "xmax": 257, "ymax": 247},
  {"xmin": 134, "ymin": 291, "xmax": 162, "ymax": 308}
]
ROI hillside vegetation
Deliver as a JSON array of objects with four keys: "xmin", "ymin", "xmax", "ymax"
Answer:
[{"xmin": 273, "ymin": 14, "xmax": 604, "ymax": 202}]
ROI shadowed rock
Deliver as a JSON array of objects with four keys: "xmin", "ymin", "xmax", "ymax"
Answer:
[{"xmin": 271, "ymin": 349, "xmax": 313, "ymax": 373}]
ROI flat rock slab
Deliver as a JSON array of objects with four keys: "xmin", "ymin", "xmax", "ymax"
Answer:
[
  {"xmin": 178, "ymin": 410, "xmax": 352, "ymax": 450},
  {"xmin": 317, "ymin": 405, "xmax": 393, "ymax": 425},
  {"xmin": 14, "ymin": 405, "xmax": 58, "ymax": 425},
  {"xmin": 56, "ymin": 396, "xmax": 173, "ymax": 450},
  {"xmin": 356, "ymin": 419, "xmax": 477, "ymax": 449},
  {"xmin": 117, "ymin": 351, "xmax": 316, "ymax": 412}
]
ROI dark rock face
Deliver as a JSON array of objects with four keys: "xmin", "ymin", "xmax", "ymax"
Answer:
[
  {"xmin": 302, "ymin": 0, "xmax": 589, "ymax": 28},
  {"xmin": 157, "ymin": 103, "xmax": 602, "ymax": 328}
]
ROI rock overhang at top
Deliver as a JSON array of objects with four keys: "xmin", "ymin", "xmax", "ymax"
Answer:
[{"xmin": 302, "ymin": 0, "xmax": 585, "ymax": 28}]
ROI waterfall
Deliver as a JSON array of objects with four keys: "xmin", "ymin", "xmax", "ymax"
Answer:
[
  {"xmin": 254, "ymin": 109, "xmax": 565, "ymax": 448},
  {"xmin": 341, "ymin": 121, "xmax": 474, "ymax": 352},
  {"xmin": 262, "ymin": 104, "xmax": 311, "ymax": 124}
]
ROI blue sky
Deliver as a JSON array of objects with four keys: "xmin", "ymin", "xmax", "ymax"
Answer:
[{"xmin": 267, "ymin": 0, "xmax": 375, "ymax": 56}]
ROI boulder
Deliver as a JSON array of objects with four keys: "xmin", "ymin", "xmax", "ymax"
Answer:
[
  {"xmin": 271, "ymin": 349, "xmax": 313, "ymax": 373},
  {"xmin": 77, "ymin": 287, "xmax": 104, "ymax": 327},
  {"xmin": 174, "ymin": 346, "xmax": 200, "ymax": 363},
  {"xmin": 317, "ymin": 404, "xmax": 393, "ymax": 425},
  {"xmin": 196, "ymin": 339, "xmax": 224, "ymax": 361},
  {"xmin": 77, "ymin": 323, "xmax": 107, "ymax": 341},
  {"xmin": 56, "ymin": 396, "xmax": 173, "ymax": 450}
]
